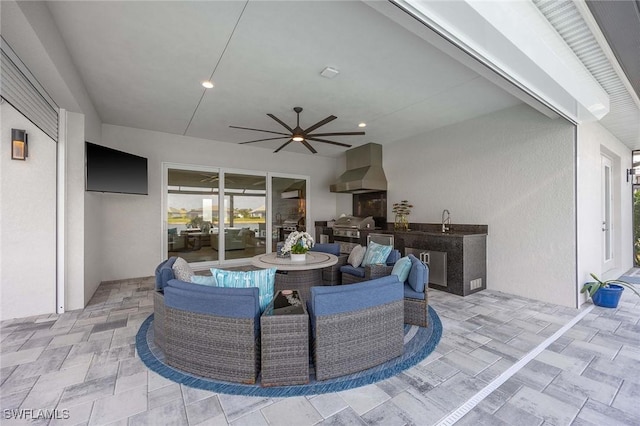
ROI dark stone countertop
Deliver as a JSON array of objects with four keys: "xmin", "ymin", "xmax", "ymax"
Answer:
[{"xmin": 379, "ymin": 223, "xmax": 488, "ymax": 236}]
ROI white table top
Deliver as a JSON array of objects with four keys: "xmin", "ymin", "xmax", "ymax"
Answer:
[{"xmin": 251, "ymin": 252, "xmax": 338, "ymax": 271}]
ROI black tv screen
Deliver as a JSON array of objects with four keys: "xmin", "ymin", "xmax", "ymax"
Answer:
[{"xmin": 85, "ymin": 142, "xmax": 148, "ymax": 195}]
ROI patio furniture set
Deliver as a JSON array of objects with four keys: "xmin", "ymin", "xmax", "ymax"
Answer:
[{"xmin": 152, "ymin": 243, "xmax": 429, "ymax": 385}]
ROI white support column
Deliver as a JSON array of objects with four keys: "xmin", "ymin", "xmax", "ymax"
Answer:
[{"xmin": 56, "ymin": 109, "xmax": 67, "ymax": 313}]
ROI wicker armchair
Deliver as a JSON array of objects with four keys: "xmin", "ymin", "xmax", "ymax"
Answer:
[
  {"xmin": 310, "ymin": 243, "xmax": 348, "ymax": 285},
  {"xmin": 403, "ymin": 254, "xmax": 429, "ymax": 327},
  {"xmin": 163, "ymin": 279, "xmax": 261, "ymax": 384},
  {"xmin": 340, "ymin": 249, "xmax": 401, "ymax": 284},
  {"xmin": 308, "ymin": 275, "xmax": 404, "ymax": 381},
  {"xmin": 153, "ymin": 257, "xmax": 180, "ymax": 351}
]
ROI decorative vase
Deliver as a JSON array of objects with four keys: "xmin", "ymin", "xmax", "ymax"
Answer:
[
  {"xmin": 592, "ymin": 284, "xmax": 624, "ymax": 308},
  {"xmin": 290, "ymin": 253, "xmax": 307, "ymax": 262},
  {"xmin": 394, "ymin": 214, "xmax": 409, "ymax": 231}
]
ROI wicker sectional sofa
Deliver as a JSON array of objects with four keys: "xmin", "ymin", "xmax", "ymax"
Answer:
[
  {"xmin": 154, "ymin": 258, "xmax": 261, "ymax": 384},
  {"xmin": 307, "ymin": 275, "xmax": 404, "ymax": 380},
  {"xmin": 153, "ymin": 255, "xmax": 419, "ymax": 385}
]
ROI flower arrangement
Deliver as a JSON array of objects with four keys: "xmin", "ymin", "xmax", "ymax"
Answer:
[
  {"xmin": 392, "ymin": 200, "xmax": 413, "ymax": 231},
  {"xmin": 281, "ymin": 231, "xmax": 315, "ymax": 255},
  {"xmin": 392, "ymin": 200, "xmax": 413, "ymax": 216}
]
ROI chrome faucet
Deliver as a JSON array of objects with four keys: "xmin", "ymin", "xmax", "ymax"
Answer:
[{"xmin": 442, "ymin": 209, "xmax": 451, "ymax": 233}]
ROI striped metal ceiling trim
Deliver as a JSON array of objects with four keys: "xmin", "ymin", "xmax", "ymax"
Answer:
[{"xmin": 532, "ymin": 0, "xmax": 640, "ymax": 148}]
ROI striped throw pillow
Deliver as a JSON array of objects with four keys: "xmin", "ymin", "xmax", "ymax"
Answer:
[
  {"xmin": 361, "ymin": 241, "xmax": 393, "ymax": 267},
  {"xmin": 210, "ymin": 267, "xmax": 276, "ymax": 312}
]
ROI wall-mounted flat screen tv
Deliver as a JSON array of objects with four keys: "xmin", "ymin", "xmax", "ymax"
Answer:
[{"xmin": 85, "ymin": 142, "xmax": 148, "ymax": 195}]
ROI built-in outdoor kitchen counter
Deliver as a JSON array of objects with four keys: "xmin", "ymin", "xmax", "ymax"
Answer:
[{"xmin": 315, "ymin": 222, "xmax": 487, "ymax": 297}]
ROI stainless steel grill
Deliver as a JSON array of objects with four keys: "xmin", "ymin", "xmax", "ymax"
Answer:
[
  {"xmin": 332, "ymin": 216, "xmax": 375, "ymax": 253},
  {"xmin": 281, "ymin": 220, "xmax": 299, "ymax": 232}
]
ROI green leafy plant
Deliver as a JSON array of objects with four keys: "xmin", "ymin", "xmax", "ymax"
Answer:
[
  {"xmin": 392, "ymin": 200, "xmax": 413, "ymax": 216},
  {"xmin": 581, "ymin": 273, "xmax": 640, "ymax": 299}
]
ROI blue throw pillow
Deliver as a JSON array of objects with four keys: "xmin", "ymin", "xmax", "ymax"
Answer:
[
  {"xmin": 191, "ymin": 275, "xmax": 217, "ymax": 287},
  {"xmin": 407, "ymin": 255, "xmax": 427, "ymax": 293},
  {"xmin": 361, "ymin": 241, "xmax": 393, "ymax": 267},
  {"xmin": 211, "ymin": 267, "xmax": 276, "ymax": 312},
  {"xmin": 391, "ymin": 256, "xmax": 412, "ymax": 283}
]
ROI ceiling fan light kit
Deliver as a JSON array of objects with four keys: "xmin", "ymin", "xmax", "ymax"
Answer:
[{"xmin": 230, "ymin": 106, "xmax": 365, "ymax": 154}]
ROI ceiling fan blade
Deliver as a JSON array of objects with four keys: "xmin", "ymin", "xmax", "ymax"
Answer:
[
  {"xmin": 301, "ymin": 140, "xmax": 318, "ymax": 154},
  {"xmin": 238, "ymin": 136, "xmax": 289, "ymax": 144},
  {"xmin": 274, "ymin": 139, "xmax": 293, "ymax": 153},
  {"xmin": 307, "ymin": 131, "xmax": 366, "ymax": 137},
  {"xmin": 304, "ymin": 115, "xmax": 337, "ymax": 134},
  {"xmin": 267, "ymin": 114, "xmax": 294, "ymax": 132},
  {"xmin": 306, "ymin": 137, "xmax": 352, "ymax": 148},
  {"xmin": 229, "ymin": 125, "xmax": 290, "ymax": 136}
]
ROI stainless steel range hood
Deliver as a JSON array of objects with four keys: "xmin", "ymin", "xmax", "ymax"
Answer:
[
  {"xmin": 281, "ymin": 179, "xmax": 305, "ymax": 199},
  {"xmin": 330, "ymin": 143, "xmax": 387, "ymax": 193}
]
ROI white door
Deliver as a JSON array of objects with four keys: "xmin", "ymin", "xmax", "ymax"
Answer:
[{"xmin": 602, "ymin": 155, "xmax": 614, "ymax": 269}]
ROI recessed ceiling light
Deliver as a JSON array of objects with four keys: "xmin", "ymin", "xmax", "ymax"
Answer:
[
  {"xmin": 202, "ymin": 81, "xmax": 214, "ymax": 89},
  {"xmin": 358, "ymin": 122, "xmax": 367, "ymax": 128}
]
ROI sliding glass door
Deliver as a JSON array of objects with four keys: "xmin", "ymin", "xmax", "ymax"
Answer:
[
  {"xmin": 166, "ymin": 168, "xmax": 220, "ymax": 263},
  {"xmin": 221, "ymin": 173, "xmax": 266, "ymax": 261},
  {"xmin": 271, "ymin": 176, "xmax": 307, "ymax": 252},
  {"xmin": 165, "ymin": 165, "xmax": 304, "ymax": 266}
]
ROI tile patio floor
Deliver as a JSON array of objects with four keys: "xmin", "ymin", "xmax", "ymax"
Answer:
[{"xmin": 1, "ymin": 276, "xmax": 639, "ymax": 425}]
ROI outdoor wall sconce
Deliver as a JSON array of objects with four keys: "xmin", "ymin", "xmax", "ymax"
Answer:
[
  {"xmin": 627, "ymin": 168, "xmax": 637, "ymax": 183},
  {"xmin": 11, "ymin": 129, "xmax": 28, "ymax": 160}
]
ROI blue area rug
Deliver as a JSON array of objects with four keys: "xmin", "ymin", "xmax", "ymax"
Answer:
[{"xmin": 136, "ymin": 307, "xmax": 442, "ymax": 397}]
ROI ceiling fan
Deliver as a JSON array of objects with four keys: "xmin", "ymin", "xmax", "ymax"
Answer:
[{"xmin": 230, "ymin": 106, "xmax": 365, "ymax": 154}]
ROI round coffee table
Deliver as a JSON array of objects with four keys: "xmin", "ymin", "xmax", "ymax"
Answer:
[{"xmin": 251, "ymin": 252, "xmax": 338, "ymax": 302}]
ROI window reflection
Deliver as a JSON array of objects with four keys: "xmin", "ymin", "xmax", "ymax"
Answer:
[
  {"xmin": 167, "ymin": 169, "xmax": 220, "ymax": 263},
  {"xmin": 271, "ymin": 177, "xmax": 307, "ymax": 252},
  {"xmin": 223, "ymin": 173, "xmax": 266, "ymax": 260}
]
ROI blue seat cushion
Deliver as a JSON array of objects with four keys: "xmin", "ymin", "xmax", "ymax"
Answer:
[
  {"xmin": 407, "ymin": 254, "xmax": 427, "ymax": 293},
  {"xmin": 310, "ymin": 275, "xmax": 403, "ymax": 317},
  {"xmin": 339, "ymin": 265, "xmax": 365, "ymax": 277},
  {"xmin": 165, "ymin": 279, "xmax": 260, "ymax": 335},
  {"xmin": 404, "ymin": 282, "xmax": 425, "ymax": 300},
  {"xmin": 386, "ymin": 249, "xmax": 401, "ymax": 266},
  {"xmin": 310, "ymin": 243, "xmax": 341, "ymax": 256},
  {"xmin": 155, "ymin": 257, "xmax": 177, "ymax": 291}
]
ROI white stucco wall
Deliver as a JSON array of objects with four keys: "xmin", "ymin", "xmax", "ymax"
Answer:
[
  {"xmin": 576, "ymin": 121, "xmax": 633, "ymax": 304},
  {"xmin": 1, "ymin": 103, "xmax": 57, "ymax": 320},
  {"xmin": 384, "ymin": 104, "xmax": 577, "ymax": 306},
  {"xmin": 2, "ymin": 0, "xmax": 105, "ymax": 310},
  {"xmin": 99, "ymin": 124, "xmax": 341, "ymax": 281}
]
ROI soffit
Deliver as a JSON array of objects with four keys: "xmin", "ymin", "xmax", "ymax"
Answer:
[{"xmin": 533, "ymin": 0, "xmax": 640, "ymax": 149}]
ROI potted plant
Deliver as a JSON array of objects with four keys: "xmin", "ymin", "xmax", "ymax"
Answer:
[
  {"xmin": 281, "ymin": 231, "xmax": 314, "ymax": 261},
  {"xmin": 581, "ymin": 273, "xmax": 640, "ymax": 308},
  {"xmin": 392, "ymin": 200, "xmax": 413, "ymax": 231}
]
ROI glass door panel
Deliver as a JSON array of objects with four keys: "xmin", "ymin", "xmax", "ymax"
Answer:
[
  {"xmin": 223, "ymin": 173, "xmax": 266, "ymax": 260},
  {"xmin": 167, "ymin": 168, "xmax": 219, "ymax": 263},
  {"xmin": 271, "ymin": 177, "xmax": 307, "ymax": 252}
]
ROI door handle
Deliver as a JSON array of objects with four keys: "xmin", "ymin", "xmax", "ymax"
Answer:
[{"xmin": 602, "ymin": 221, "xmax": 608, "ymax": 232}]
